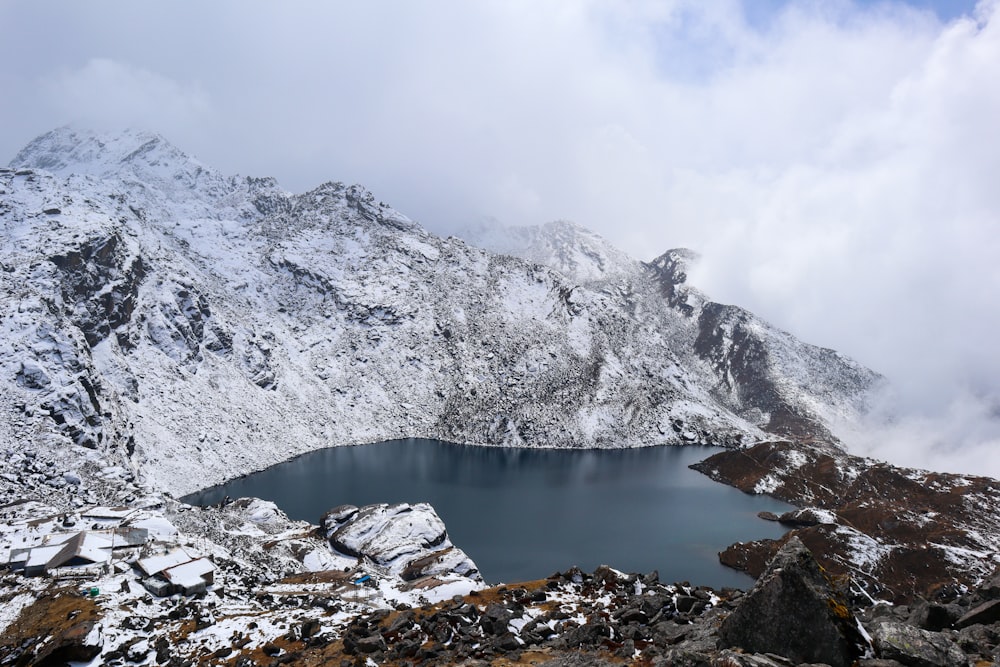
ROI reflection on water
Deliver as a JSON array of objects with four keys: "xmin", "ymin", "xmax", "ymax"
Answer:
[{"xmin": 183, "ymin": 439, "xmax": 792, "ymax": 587}]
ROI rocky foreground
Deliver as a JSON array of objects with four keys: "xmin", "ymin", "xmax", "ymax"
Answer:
[{"xmin": 7, "ymin": 532, "xmax": 1000, "ymax": 666}]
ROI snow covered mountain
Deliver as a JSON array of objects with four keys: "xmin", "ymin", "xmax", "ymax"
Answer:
[
  {"xmin": 12, "ymin": 128, "xmax": 1000, "ymax": 665},
  {"xmin": 1, "ymin": 127, "xmax": 878, "ymax": 500}
]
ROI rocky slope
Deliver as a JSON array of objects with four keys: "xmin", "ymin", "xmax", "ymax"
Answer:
[
  {"xmin": 692, "ymin": 440, "xmax": 1000, "ymax": 604},
  {"xmin": 6, "ymin": 531, "xmax": 1000, "ymax": 666},
  {"xmin": 463, "ymin": 223, "xmax": 879, "ymax": 444}
]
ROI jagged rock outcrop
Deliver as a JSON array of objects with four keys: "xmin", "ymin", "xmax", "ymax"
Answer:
[
  {"xmin": 322, "ymin": 502, "xmax": 480, "ymax": 581},
  {"xmin": 464, "ymin": 223, "xmax": 881, "ymax": 445},
  {"xmin": 717, "ymin": 537, "xmax": 867, "ymax": 667}
]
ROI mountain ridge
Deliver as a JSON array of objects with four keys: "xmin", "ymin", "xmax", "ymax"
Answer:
[{"xmin": 1, "ymin": 127, "xmax": 879, "ymax": 498}]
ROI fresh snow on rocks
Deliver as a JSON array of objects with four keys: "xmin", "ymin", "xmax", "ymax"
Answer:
[{"xmin": 3, "ymin": 127, "xmax": 878, "ymax": 499}]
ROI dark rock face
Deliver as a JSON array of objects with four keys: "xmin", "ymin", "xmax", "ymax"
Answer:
[
  {"xmin": 30, "ymin": 620, "xmax": 102, "ymax": 666},
  {"xmin": 717, "ymin": 537, "xmax": 866, "ymax": 667},
  {"xmin": 956, "ymin": 599, "xmax": 1000, "ymax": 629},
  {"xmin": 49, "ymin": 233, "xmax": 148, "ymax": 349},
  {"xmin": 910, "ymin": 601, "xmax": 963, "ymax": 632}
]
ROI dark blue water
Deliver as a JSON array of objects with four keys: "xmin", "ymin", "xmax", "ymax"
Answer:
[{"xmin": 183, "ymin": 439, "xmax": 791, "ymax": 588}]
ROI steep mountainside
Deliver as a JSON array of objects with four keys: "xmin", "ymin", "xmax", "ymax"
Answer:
[
  {"xmin": 464, "ymin": 224, "xmax": 880, "ymax": 444},
  {"xmin": 1, "ymin": 127, "xmax": 879, "ymax": 498}
]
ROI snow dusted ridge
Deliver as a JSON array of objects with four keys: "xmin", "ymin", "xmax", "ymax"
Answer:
[
  {"xmin": 458, "ymin": 218, "xmax": 640, "ymax": 285},
  {"xmin": 1, "ymin": 126, "xmax": 879, "ymax": 500}
]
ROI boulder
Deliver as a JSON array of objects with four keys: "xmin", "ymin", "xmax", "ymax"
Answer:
[
  {"xmin": 908, "ymin": 601, "xmax": 962, "ymax": 631},
  {"xmin": 871, "ymin": 621, "xmax": 966, "ymax": 667},
  {"xmin": 955, "ymin": 599, "xmax": 1000, "ymax": 629},
  {"xmin": 399, "ymin": 546, "xmax": 479, "ymax": 581},
  {"xmin": 31, "ymin": 620, "xmax": 103, "ymax": 664},
  {"xmin": 480, "ymin": 602, "xmax": 514, "ymax": 635},
  {"xmin": 321, "ymin": 504, "xmax": 359, "ymax": 528},
  {"xmin": 979, "ymin": 571, "xmax": 1000, "ymax": 599},
  {"xmin": 777, "ymin": 507, "xmax": 836, "ymax": 527},
  {"xmin": 717, "ymin": 537, "xmax": 866, "ymax": 667},
  {"xmin": 956, "ymin": 623, "xmax": 1000, "ymax": 657},
  {"xmin": 558, "ymin": 619, "xmax": 612, "ymax": 648},
  {"xmin": 322, "ymin": 502, "xmax": 481, "ymax": 581}
]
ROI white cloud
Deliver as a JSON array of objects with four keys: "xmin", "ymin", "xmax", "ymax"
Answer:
[
  {"xmin": 839, "ymin": 389, "xmax": 1000, "ymax": 478},
  {"xmin": 1, "ymin": 0, "xmax": 998, "ymax": 475},
  {"xmin": 41, "ymin": 58, "xmax": 211, "ymax": 134}
]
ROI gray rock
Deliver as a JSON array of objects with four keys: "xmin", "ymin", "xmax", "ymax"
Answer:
[
  {"xmin": 676, "ymin": 595, "xmax": 699, "ymax": 613},
  {"xmin": 559, "ymin": 619, "xmax": 612, "ymax": 648},
  {"xmin": 650, "ymin": 648, "xmax": 713, "ymax": 667},
  {"xmin": 321, "ymin": 504, "xmax": 358, "ymax": 527},
  {"xmin": 537, "ymin": 653, "xmax": 620, "ymax": 667},
  {"xmin": 677, "ymin": 608, "xmax": 727, "ymax": 653},
  {"xmin": 909, "ymin": 602, "xmax": 962, "ymax": 631},
  {"xmin": 955, "ymin": 599, "xmax": 1000, "ymax": 629},
  {"xmin": 872, "ymin": 621, "xmax": 966, "ymax": 667},
  {"xmin": 716, "ymin": 537, "xmax": 866, "ymax": 667},
  {"xmin": 480, "ymin": 602, "xmax": 514, "ymax": 635},
  {"xmin": 980, "ymin": 572, "xmax": 1000, "ymax": 600},
  {"xmin": 776, "ymin": 507, "xmax": 835, "ymax": 526},
  {"xmin": 711, "ymin": 650, "xmax": 795, "ymax": 667},
  {"xmin": 957, "ymin": 622, "xmax": 1000, "ymax": 651},
  {"xmin": 353, "ymin": 634, "xmax": 386, "ymax": 654},
  {"xmin": 493, "ymin": 631, "xmax": 522, "ymax": 651}
]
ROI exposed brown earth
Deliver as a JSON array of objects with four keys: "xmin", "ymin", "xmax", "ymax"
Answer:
[
  {"xmin": 692, "ymin": 440, "xmax": 1000, "ymax": 603},
  {"xmin": 0, "ymin": 585, "xmax": 103, "ymax": 666}
]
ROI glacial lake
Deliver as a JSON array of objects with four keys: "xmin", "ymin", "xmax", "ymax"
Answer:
[{"xmin": 183, "ymin": 439, "xmax": 792, "ymax": 588}]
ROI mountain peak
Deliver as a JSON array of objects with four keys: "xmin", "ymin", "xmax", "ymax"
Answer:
[
  {"xmin": 8, "ymin": 126, "xmax": 224, "ymax": 189},
  {"xmin": 458, "ymin": 219, "xmax": 638, "ymax": 284},
  {"xmin": 650, "ymin": 248, "xmax": 700, "ymax": 276}
]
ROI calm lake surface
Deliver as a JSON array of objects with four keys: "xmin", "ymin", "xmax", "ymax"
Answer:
[{"xmin": 183, "ymin": 439, "xmax": 792, "ymax": 588}]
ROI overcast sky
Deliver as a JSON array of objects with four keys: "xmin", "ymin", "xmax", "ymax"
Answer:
[{"xmin": 2, "ymin": 0, "xmax": 998, "ymax": 475}]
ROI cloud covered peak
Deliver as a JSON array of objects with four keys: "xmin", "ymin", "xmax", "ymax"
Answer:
[{"xmin": 9, "ymin": 126, "xmax": 220, "ymax": 188}]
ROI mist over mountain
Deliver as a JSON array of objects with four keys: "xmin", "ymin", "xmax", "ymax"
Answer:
[{"xmin": 2, "ymin": 127, "xmax": 879, "ymax": 497}]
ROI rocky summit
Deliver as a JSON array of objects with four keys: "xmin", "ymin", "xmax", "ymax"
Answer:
[{"xmin": 0, "ymin": 127, "xmax": 997, "ymax": 665}]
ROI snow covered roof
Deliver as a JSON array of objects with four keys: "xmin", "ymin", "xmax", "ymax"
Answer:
[
  {"xmin": 163, "ymin": 558, "xmax": 215, "ymax": 589},
  {"xmin": 45, "ymin": 532, "xmax": 112, "ymax": 569},
  {"xmin": 130, "ymin": 516, "xmax": 178, "ymax": 540},
  {"xmin": 82, "ymin": 507, "xmax": 134, "ymax": 520},
  {"xmin": 25, "ymin": 545, "xmax": 63, "ymax": 569},
  {"xmin": 137, "ymin": 548, "xmax": 194, "ymax": 576}
]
